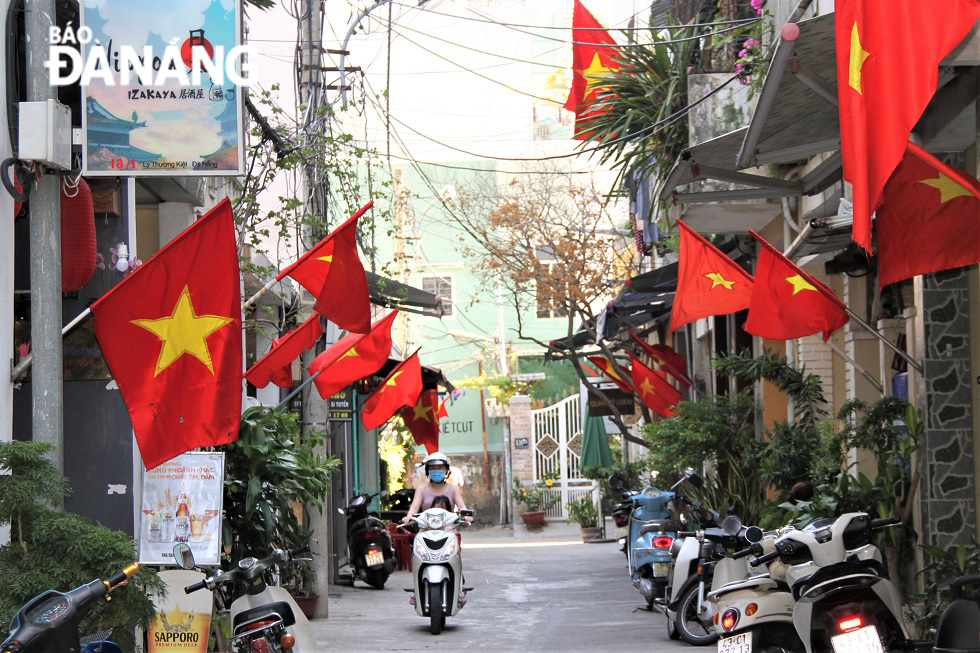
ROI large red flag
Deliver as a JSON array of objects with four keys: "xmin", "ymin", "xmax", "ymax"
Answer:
[
  {"xmin": 627, "ymin": 331, "xmax": 690, "ymax": 388},
  {"xmin": 628, "ymin": 352, "xmax": 680, "ymax": 419},
  {"xmin": 563, "ymin": 0, "xmax": 619, "ymax": 140},
  {"xmin": 586, "ymin": 355, "xmax": 633, "ymax": 394},
  {"xmin": 245, "ymin": 315, "xmax": 323, "ymax": 389},
  {"xmin": 877, "ymin": 142, "xmax": 980, "ymax": 288},
  {"xmin": 835, "ymin": 1, "xmax": 980, "ymax": 252},
  {"xmin": 671, "ymin": 220, "xmax": 754, "ymax": 332},
  {"xmin": 91, "ymin": 199, "xmax": 241, "ymax": 470},
  {"xmin": 743, "ymin": 232, "xmax": 849, "ymax": 341},
  {"xmin": 361, "ymin": 351, "xmax": 424, "ymax": 431},
  {"xmin": 307, "ymin": 311, "xmax": 396, "ymax": 399},
  {"xmin": 277, "ymin": 202, "xmax": 372, "ymax": 333},
  {"xmin": 401, "ymin": 389, "xmax": 441, "ymax": 454}
]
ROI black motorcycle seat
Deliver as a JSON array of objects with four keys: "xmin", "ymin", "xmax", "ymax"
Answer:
[
  {"xmin": 639, "ymin": 520, "xmax": 684, "ymax": 535},
  {"xmin": 793, "ymin": 561, "xmax": 884, "ymax": 601},
  {"xmin": 233, "ymin": 601, "xmax": 296, "ymax": 630},
  {"xmin": 934, "ymin": 598, "xmax": 980, "ymax": 652}
]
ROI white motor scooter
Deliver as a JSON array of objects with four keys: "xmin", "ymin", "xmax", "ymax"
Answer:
[
  {"xmin": 401, "ymin": 507, "xmax": 474, "ymax": 634},
  {"xmin": 174, "ymin": 543, "xmax": 317, "ymax": 652}
]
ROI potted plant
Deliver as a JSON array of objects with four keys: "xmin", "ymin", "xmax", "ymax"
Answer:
[
  {"xmin": 512, "ymin": 474, "xmax": 558, "ymax": 530},
  {"xmin": 221, "ymin": 407, "xmax": 339, "ymax": 615},
  {"xmin": 566, "ymin": 497, "xmax": 600, "ymax": 541}
]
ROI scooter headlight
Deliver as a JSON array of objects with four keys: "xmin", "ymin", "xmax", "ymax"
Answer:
[
  {"xmin": 439, "ymin": 537, "xmax": 458, "ymax": 561},
  {"xmin": 413, "ymin": 538, "xmax": 432, "ymax": 561},
  {"xmin": 426, "ymin": 513, "xmax": 445, "ymax": 530}
]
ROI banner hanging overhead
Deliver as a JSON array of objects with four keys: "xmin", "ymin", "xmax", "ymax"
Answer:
[{"xmin": 80, "ymin": 0, "xmax": 245, "ymax": 176}]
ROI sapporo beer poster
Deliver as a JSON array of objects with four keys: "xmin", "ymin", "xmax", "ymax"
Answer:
[
  {"xmin": 79, "ymin": 0, "xmax": 245, "ymax": 175},
  {"xmin": 139, "ymin": 452, "xmax": 225, "ymax": 566}
]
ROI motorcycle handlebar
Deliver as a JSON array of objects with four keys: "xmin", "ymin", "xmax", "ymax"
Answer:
[
  {"xmin": 105, "ymin": 563, "xmax": 140, "ymax": 589},
  {"xmin": 730, "ymin": 547, "xmax": 754, "ymax": 559},
  {"xmin": 184, "ymin": 580, "xmax": 208, "ymax": 594},
  {"xmin": 749, "ymin": 550, "xmax": 780, "ymax": 567},
  {"xmin": 677, "ymin": 531, "xmax": 698, "ymax": 538},
  {"xmin": 870, "ymin": 516, "xmax": 901, "ymax": 529},
  {"xmin": 289, "ymin": 545, "xmax": 311, "ymax": 558}
]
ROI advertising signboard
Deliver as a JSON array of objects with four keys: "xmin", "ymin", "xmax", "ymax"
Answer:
[
  {"xmin": 79, "ymin": 0, "xmax": 245, "ymax": 175},
  {"xmin": 139, "ymin": 452, "xmax": 224, "ymax": 566},
  {"xmin": 147, "ymin": 570, "xmax": 213, "ymax": 653}
]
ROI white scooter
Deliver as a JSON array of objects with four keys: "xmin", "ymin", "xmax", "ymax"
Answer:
[
  {"xmin": 400, "ymin": 507, "xmax": 474, "ymax": 635},
  {"xmin": 748, "ymin": 513, "xmax": 910, "ymax": 653},
  {"xmin": 174, "ymin": 543, "xmax": 317, "ymax": 652},
  {"xmin": 709, "ymin": 526, "xmax": 804, "ymax": 653}
]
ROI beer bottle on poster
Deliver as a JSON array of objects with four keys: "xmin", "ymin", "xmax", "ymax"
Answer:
[{"xmin": 175, "ymin": 487, "xmax": 190, "ymax": 543}]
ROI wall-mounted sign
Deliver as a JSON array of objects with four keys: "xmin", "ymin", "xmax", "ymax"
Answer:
[
  {"xmin": 329, "ymin": 387, "xmax": 354, "ymax": 421},
  {"xmin": 514, "ymin": 437, "xmax": 529, "ymax": 449},
  {"xmin": 588, "ymin": 388, "xmax": 635, "ymax": 417},
  {"xmin": 80, "ymin": 0, "xmax": 245, "ymax": 176},
  {"xmin": 139, "ymin": 452, "xmax": 224, "ymax": 566}
]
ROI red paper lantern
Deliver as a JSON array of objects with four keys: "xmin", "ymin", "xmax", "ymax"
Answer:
[{"xmin": 60, "ymin": 179, "xmax": 96, "ymax": 292}]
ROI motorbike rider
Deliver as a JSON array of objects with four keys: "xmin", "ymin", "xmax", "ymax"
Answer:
[{"xmin": 402, "ymin": 452, "xmax": 473, "ymax": 524}]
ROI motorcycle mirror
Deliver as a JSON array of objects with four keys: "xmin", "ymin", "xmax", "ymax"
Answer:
[
  {"xmin": 744, "ymin": 526, "xmax": 764, "ymax": 543},
  {"xmin": 679, "ymin": 510, "xmax": 692, "ymax": 525},
  {"xmin": 684, "ymin": 472, "xmax": 703, "ymax": 489},
  {"xmin": 722, "ymin": 515, "xmax": 743, "ymax": 536},
  {"xmin": 607, "ymin": 475, "xmax": 625, "ymax": 491},
  {"xmin": 173, "ymin": 543, "xmax": 195, "ymax": 570},
  {"xmin": 459, "ymin": 509, "xmax": 475, "ymax": 517},
  {"xmin": 337, "ymin": 508, "xmax": 345, "ymax": 515}
]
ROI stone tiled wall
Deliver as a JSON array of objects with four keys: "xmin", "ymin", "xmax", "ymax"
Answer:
[
  {"xmin": 919, "ymin": 268, "xmax": 976, "ymax": 548},
  {"xmin": 509, "ymin": 395, "xmax": 534, "ymax": 485}
]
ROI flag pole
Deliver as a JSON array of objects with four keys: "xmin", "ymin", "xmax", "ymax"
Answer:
[
  {"xmin": 823, "ymin": 338, "xmax": 884, "ymax": 393},
  {"xmin": 751, "ymin": 230, "xmax": 924, "ymax": 376},
  {"xmin": 241, "ymin": 277, "xmax": 280, "ymax": 313},
  {"xmin": 10, "ymin": 307, "xmax": 92, "ymax": 382},
  {"xmin": 275, "ymin": 369, "xmax": 323, "ymax": 410}
]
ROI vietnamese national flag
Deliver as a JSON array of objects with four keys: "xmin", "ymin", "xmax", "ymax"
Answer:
[
  {"xmin": 671, "ymin": 220, "xmax": 754, "ymax": 332},
  {"xmin": 586, "ymin": 355, "xmax": 633, "ymax": 394},
  {"xmin": 91, "ymin": 198, "xmax": 241, "ymax": 470},
  {"xmin": 245, "ymin": 315, "xmax": 324, "ymax": 389},
  {"xmin": 277, "ymin": 202, "xmax": 373, "ymax": 333},
  {"xmin": 401, "ymin": 389, "xmax": 441, "ymax": 454},
  {"xmin": 835, "ymin": 0, "xmax": 980, "ymax": 252},
  {"xmin": 307, "ymin": 311, "xmax": 396, "ymax": 399},
  {"xmin": 877, "ymin": 142, "xmax": 980, "ymax": 288},
  {"xmin": 628, "ymin": 352, "xmax": 680, "ymax": 418},
  {"xmin": 627, "ymin": 331, "xmax": 690, "ymax": 388},
  {"xmin": 743, "ymin": 232, "xmax": 849, "ymax": 341},
  {"xmin": 361, "ymin": 350, "xmax": 424, "ymax": 430},
  {"xmin": 563, "ymin": 0, "xmax": 619, "ymax": 140},
  {"xmin": 437, "ymin": 395, "xmax": 450, "ymax": 419}
]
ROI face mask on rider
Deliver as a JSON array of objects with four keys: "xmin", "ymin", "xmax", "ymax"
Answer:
[{"xmin": 428, "ymin": 469, "xmax": 447, "ymax": 483}]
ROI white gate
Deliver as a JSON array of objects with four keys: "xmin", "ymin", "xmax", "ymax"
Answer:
[{"xmin": 531, "ymin": 395, "xmax": 599, "ymax": 519}]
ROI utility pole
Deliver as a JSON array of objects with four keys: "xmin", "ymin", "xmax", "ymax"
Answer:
[{"xmin": 26, "ymin": 0, "xmax": 64, "ymax": 475}]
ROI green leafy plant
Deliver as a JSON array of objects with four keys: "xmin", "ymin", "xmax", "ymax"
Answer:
[
  {"xmin": 221, "ymin": 407, "xmax": 340, "ymax": 596},
  {"xmin": 566, "ymin": 497, "xmax": 599, "ymax": 528},
  {"xmin": 512, "ymin": 473, "xmax": 559, "ymax": 513},
  {"xmin": 914, "ymin": 539, "xmax": 980, "ymax": 632},
  {"xmin": 582, "ymin": 459, "xmax": 651, "ymax": 502},
  {"xmin": 0, "ymin": 441, "xmax": 162, "ymax": 652}
]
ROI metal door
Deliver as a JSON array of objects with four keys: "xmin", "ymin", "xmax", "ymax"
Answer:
[{"xmin": 531, "ymin": 395, "xmax": 599, "ymax": 519}]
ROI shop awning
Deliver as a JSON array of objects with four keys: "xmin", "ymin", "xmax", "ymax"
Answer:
[{"xmin": 367, "ymin": 271, "xmax": 445, "ymax": 318}]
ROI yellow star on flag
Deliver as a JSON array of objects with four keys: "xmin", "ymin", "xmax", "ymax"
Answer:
[
  {"xmin": 705, "ymin": 272, "xmax": 735, "ymax": 290},
  {"xmin": 582, "ymin": 52, "xmax": 613, "ymax": 93},
  {"xmin": 602, "ymin": 364, "xmax": 623, "ymax": 382},
  {"xmin": 639, "ymin": 378, "xmax": 657, "ymax": 397},
  {"xmin": 785, "ymin": 275, "xmax": 817, "ymax": 295},
  {"xmin": 384, "ymin": 370, "xmax": 403, "ymax": 388},
  {"xmin": 317, "ymin": 254, "xmax": 333, "ymax": 264},
  {"xmin": 132, "ymin": 286, "xmax": 234, "ymax": 376},
  {"xmin": 412, "ymin": 399, "xmax": 433, "ymax": 422},
  {"xmin": 338, "ymin": 347, "xmax": 359, "ymax": 361},
  {"xmin": 919, "ymin": 173, "xmax": 974, "ymax": 204},
  {"xmin": 848, "ymin": 22, "xmax": 871, "ymax": 94}
]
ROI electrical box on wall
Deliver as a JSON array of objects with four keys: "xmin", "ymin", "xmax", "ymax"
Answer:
[{"xmin": 18, "ymin": 100, "xmax": 72, "ymax": 169}]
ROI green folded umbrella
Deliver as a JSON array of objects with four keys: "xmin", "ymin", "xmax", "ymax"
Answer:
[{"xmin": 579, "ymin": 408, "xmax": 613, "ymax": 471}]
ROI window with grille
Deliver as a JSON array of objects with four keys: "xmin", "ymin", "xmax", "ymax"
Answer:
[{"xmin": 421, "ymin": 275, "xmax": 453, "ymax": 316}]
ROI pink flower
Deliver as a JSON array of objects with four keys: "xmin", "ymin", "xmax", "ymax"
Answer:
[
  {"xmin": 739, "ymin": 48, "xmax": 748, "ymax": 58},
  {"xmin": 95, "ymin": 252, "xmax": 106, "ymax": 270},
  {"xmin": 751, "ymin": 0, "xmax": 764, "ymax": 13},
  {"xmin": 745, "ymin": 38, "xmax": 760, "ymax": 47}
]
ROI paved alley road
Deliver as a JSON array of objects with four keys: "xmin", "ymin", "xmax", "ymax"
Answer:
[{"xmin": 311, "ymin": 524, "xmax": 692, "ymax": 652}]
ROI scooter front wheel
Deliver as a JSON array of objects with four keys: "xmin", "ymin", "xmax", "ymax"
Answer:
[
  {"xmin": 676, "ymin": 584, "xmax": 718, "ymax": 646},
  {"xmin": 429, "ymin": 583, "xmax": 444, "ymax": 635}
]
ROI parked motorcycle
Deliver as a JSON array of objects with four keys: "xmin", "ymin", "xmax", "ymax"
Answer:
[
  {"xmin": 749, "ymin": 512, "xmax": 911, "ymax": 653},
  {"xmin": 709, "ymin": 523, "xmax": 803, "ymax": 653},
  {"xmin": 380, "ymin": 488, "xmax": 415, "ymax": 523},
  {"xmin": 339, "ymin": 492, "xmax": 396, "ymax": 589},
  {"xmin": 176, "ymin": 543, "xmax": 316, "ymax": 653},
  {"xmin": 933, "ymin": 574, "xmax": 980, "ymax": 653},
  {"xmin": 1, "ymin": 564, "xmax": 139, "ymax": 653},
  {"xmin": 609, "ymin": 475, "xmax": 681, "ymax": 609},
  {"xmin": 400, "ymin": 507, "xmax": 474, "ymax": 635}
]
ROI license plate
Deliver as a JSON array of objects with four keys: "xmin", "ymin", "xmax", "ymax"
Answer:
[
  {"xmin": 718, "ymin": 630, "xmax": 751, "ymax": 653},
  {"xmin": 365, "ymin": 550, "xmax": 384, "ymax": 567},
  {"xmin": 653, "ymin": 562, "xmax": 670, "ymax": 577},
  {"xmin": 830, "ymin": 626, "xmax": 885, "ymax": 653}
]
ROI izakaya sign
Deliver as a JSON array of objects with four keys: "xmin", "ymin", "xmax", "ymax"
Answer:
[{"xmin": 73, "ymin": 0, "xmax": 247, "ymax": 176}]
